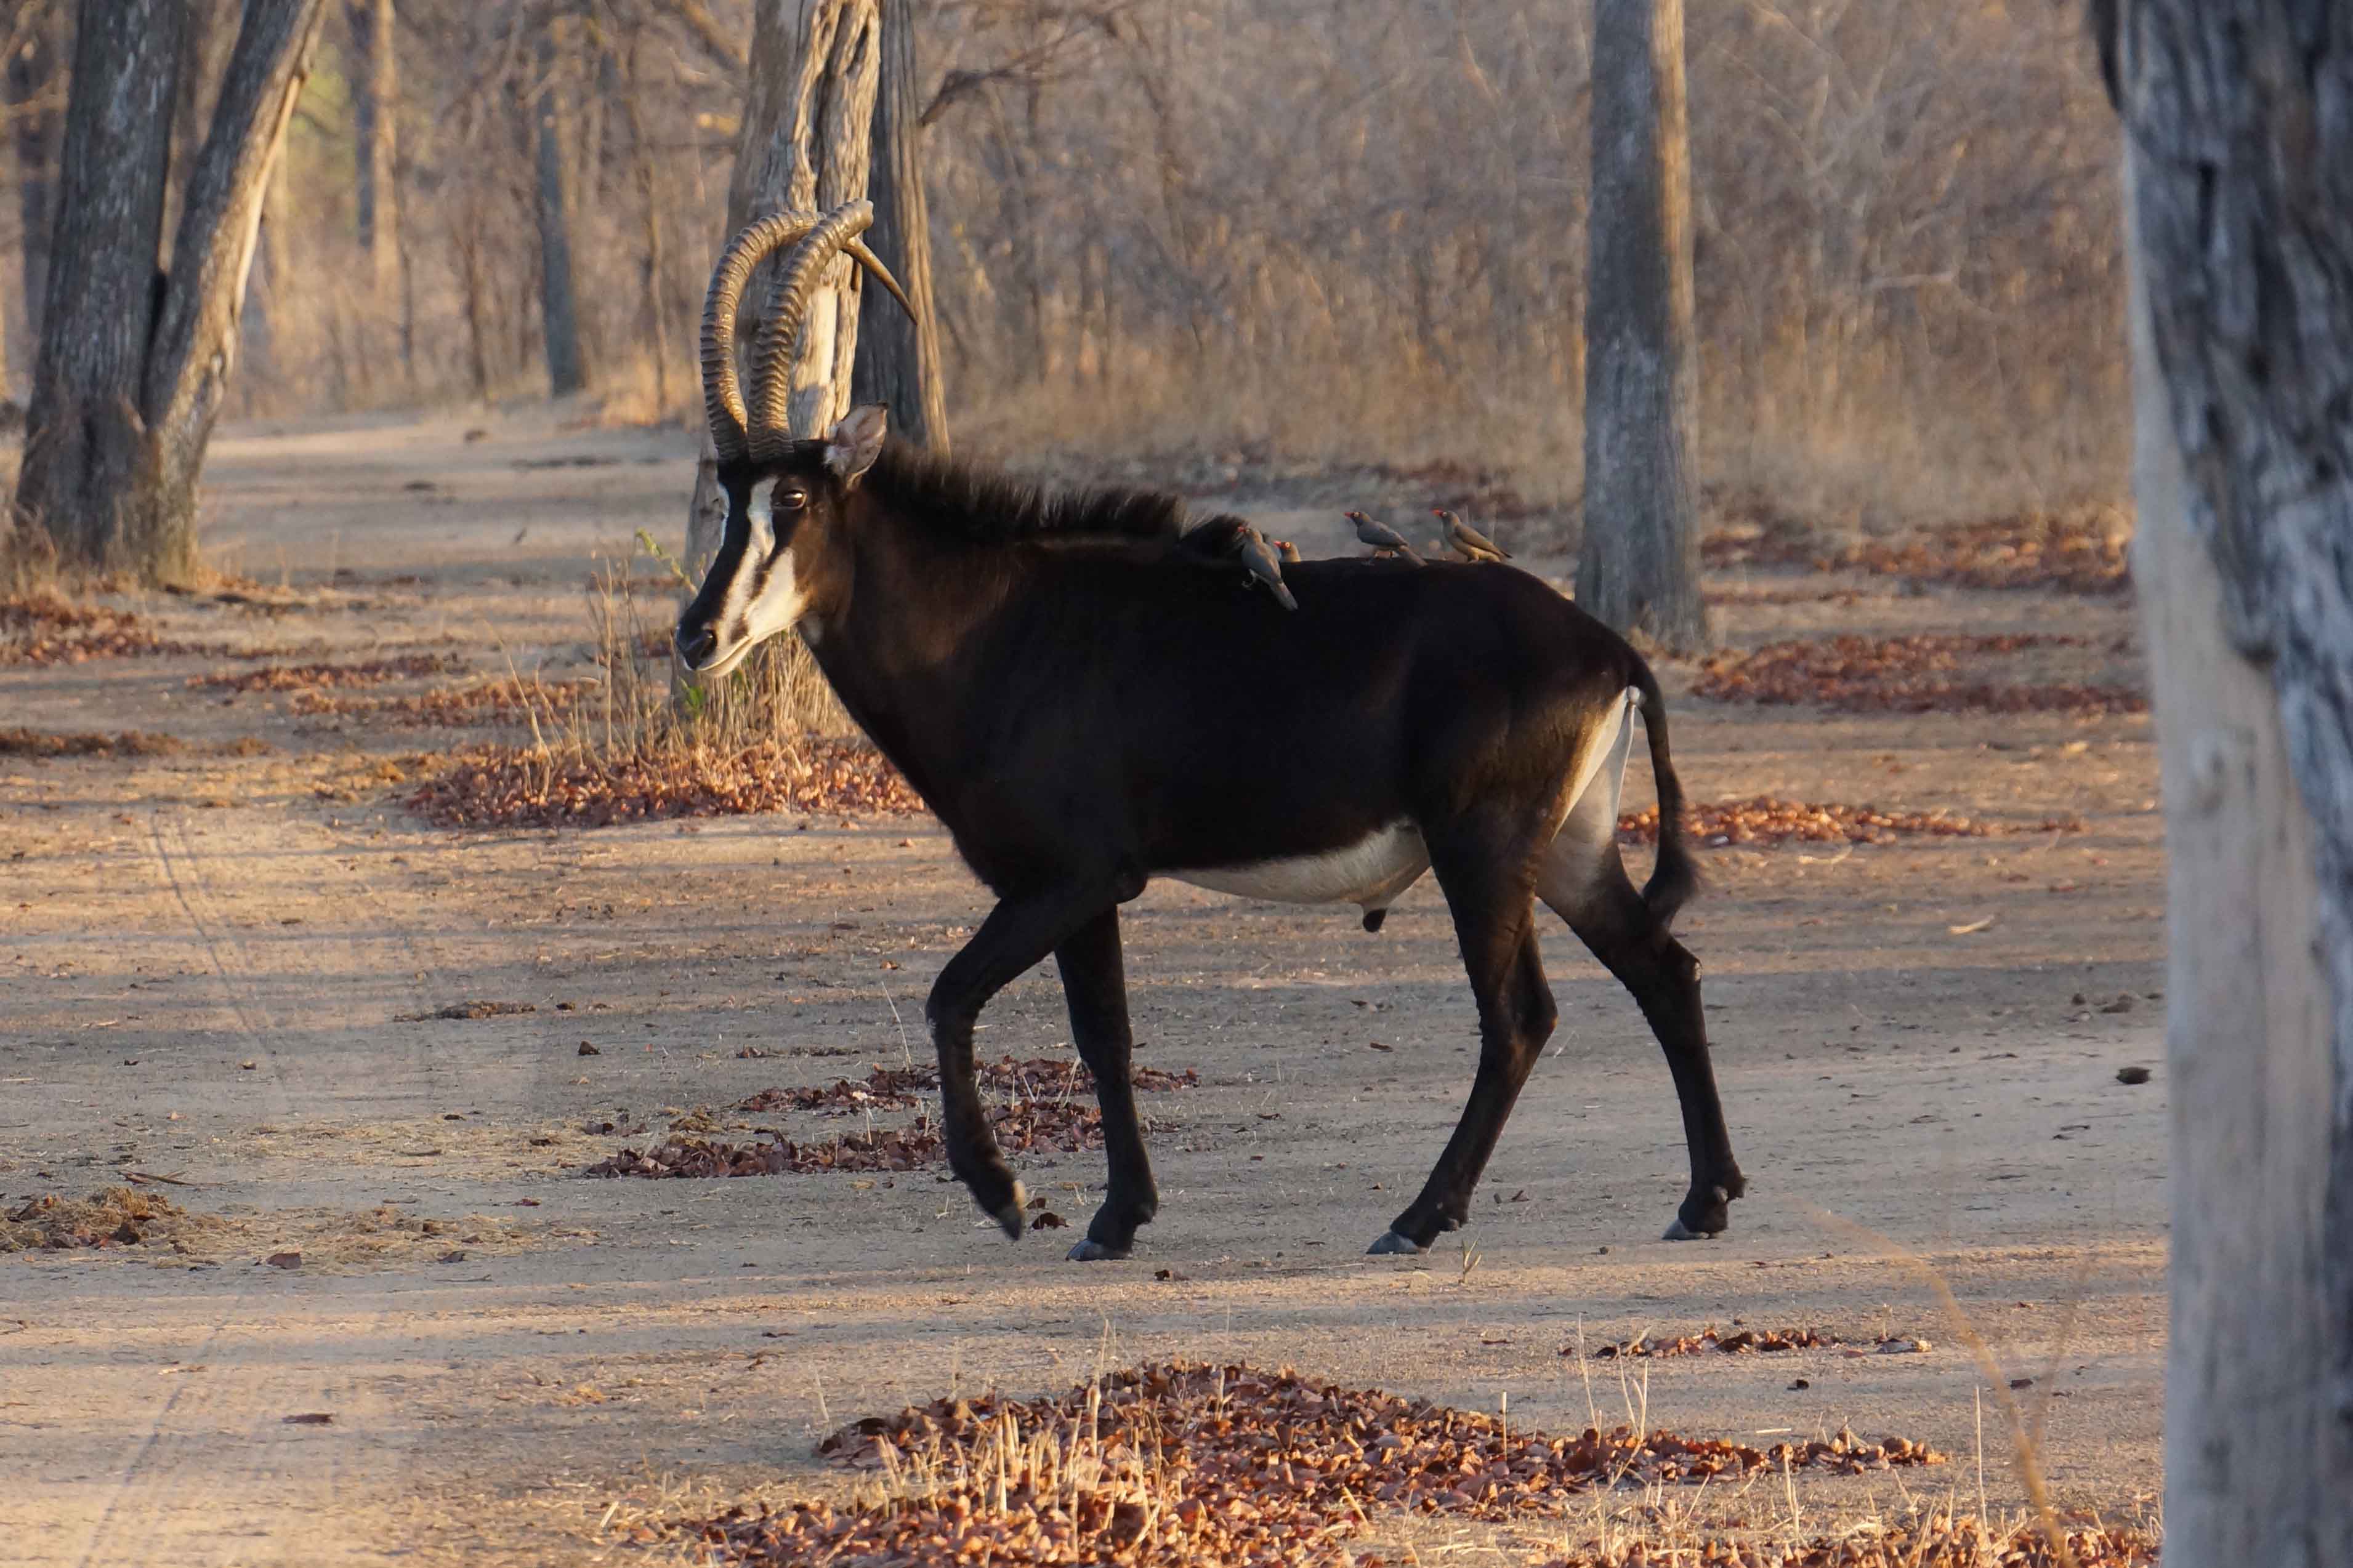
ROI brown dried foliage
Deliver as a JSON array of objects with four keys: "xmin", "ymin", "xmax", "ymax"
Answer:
[
  {"xmin": 294, "ymin": 678, "xmax": 595, "ymax": 727},
  {"xmin": 0, "ymin": 728, "xmax": 272, "ymax": 760},
  {"xmin": 1, "ymin": 1188, "xmax": 227, "ymax": 1253},
  {"xmin": 0, "ymin": 593, "xmax": 203, "ymax": 665},
  {"xmin": 582, "ymin": 1067, "xmax": 1181, "ymax": 1178},
  {"xmin": 1617, "ymin": 796, "xmax": 2083, "ymax": 848},
  {"xmin": 406, "ymin": 736, "xmax": 925, "ymax": 829},
  {"xmin": 1701, "ymin": 505, "xmax": 2130, "ymax": 597},
  {"xmin": 1537, "ymin": 1516, "xmax": 2158, "ymax": 1567},
  {"xmin": 1693, "ymin": 635, "xmax": 2147, "ymax": 717},
  {"xmin": 668, "ymin": 1361, "xmax": 1947, "ymax": 1567},
  {"xmin": 1586, "ymin": 1325, "xmax": 1838, "ymax": 1359},
  {"xmin": 735, "ymin": 1057, "xmax": 1195, "ymax": 1117},
  {"xmin": 192, "ymin": 653, "xmax": 466, "ymax": 694}
]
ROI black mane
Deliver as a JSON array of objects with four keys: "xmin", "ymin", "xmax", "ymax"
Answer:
[{"xmin": 857, "ymin": 441, "xmax": 1192, "ymax": 547}]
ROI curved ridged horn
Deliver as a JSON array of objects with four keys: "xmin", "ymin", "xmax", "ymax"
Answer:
[
  {"xmin": 698, "ymin": 204, "xmax": 914, "ymax": 464},
  {"xmin": 745, "ymin": 200, "xmax": 915, "ymax": 460}
]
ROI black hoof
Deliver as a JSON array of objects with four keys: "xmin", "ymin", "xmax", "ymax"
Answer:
[
  {"xmin": 1362, "ymin": 908, "xmax": 1387, "ymax": 933},
  {"xmin": 1067, "ymin": 1237, "xmax": 1130, "ymax": 1262},
  {"xmin": 1665, "ymin": 1181, "xmax": 1737, "ymax": 1240},
  {"xmin": 987, "ymin": 1180, "xmax": 1027, "ymax": 1241},
  {"xmin": 1366, "ymin": 1229, "xmax": 1426, "ymax": 1255}
]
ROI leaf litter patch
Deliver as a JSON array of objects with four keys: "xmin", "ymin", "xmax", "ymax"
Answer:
[
  {"xmin": 735, "ymin": 1056, "xmax": 1200, "ymax": 1116},
  {"xmin": 1616, "ymin": 796, "xmax": 2083, "ymax": 848},
  {"xmin": 0, "ymin": 593, "xmax": 224, "ymax": 665},
  {"xmin": 2, "ymin": 1186, "xmax": 591, "ymax": 1270},
  {"xmin": 1585, "ymin": 1325, "xmax": 1840, "ymax": 1359},
  {"xmin": 0, "ymin": 728, "xmax": 273, "ymax": 760},
  {"xmin": 656, "ymin": 1360, "xmax": 1950, "ymax": 1567},
  {"xmin": 1701, "ymin": 500, "xmax": 2131, "ymax": 596},
  {"xmin": 294, "ymin": 676, "xmax": 597, "ymax": 726},
  {"xmin": 584, "ymin": 1057, "xmax": 1195, "ymax": 1178},
  {"xmin": 407, "ymin": 736, "xmax": 924, "ymax": 829},
  {"xmin": 1693, "ymin": 635, "xmax": 2145, "ymax": 717},
  {"xmin": 191, "ymin": 652, "xmax": 467, "ymax": 693}
]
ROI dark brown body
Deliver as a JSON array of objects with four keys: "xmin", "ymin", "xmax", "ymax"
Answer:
[{"xmin": 679, "ymin": 438, "xmax": 1744, "ymax": 1258}]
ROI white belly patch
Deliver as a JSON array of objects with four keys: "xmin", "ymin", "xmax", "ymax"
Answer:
[{"xmin": 1169, "ymin": 821, "xmax": 1429, "ymax": 908}]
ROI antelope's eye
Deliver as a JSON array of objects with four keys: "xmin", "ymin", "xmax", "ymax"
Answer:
[{"xmin": 776, "ymin": 488, "xmax": 810, "ymax": 512}]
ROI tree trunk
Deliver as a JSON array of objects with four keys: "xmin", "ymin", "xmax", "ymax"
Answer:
[
  {"xmin": 2107, "ymin": 2, "xmax": 2353, "ymax": 1563},
  {"xmin": 620, "ymin": 24, "xmax": 672, "ymax": 419},
  {"xmin": 345, "ymin": 0, "xmax": 400, "ymax": 297},
  {"xmin": 687, "ymin": 0, "xmax": 880, "ymax": 572},
  {"xmin": 14, "ymin": 0, "xmax": 325, "ymax": 584},
  {"xmin": 531, "ymin": 28, "xmax": 587, "ymax": 397},
  {"xmin": 849, "ymin": 0, "xmax": 946, "ymax": 451},
  {"xmin": 1576, "ymin": 0, "xmax": 1708, "ymax": 654},
  {"xmin": 7, "ymin": 0, "xmax": 65, "ymax": 364}
]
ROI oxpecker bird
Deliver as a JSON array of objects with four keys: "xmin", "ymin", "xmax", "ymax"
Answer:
[
  {"xmin": 1434, "ymin": 509, "xmax": 1511, "ymax": 563},
  {"xmin": 1344, "ymin": 510, "xmax": 1424, "ymax": 563},
  {"xmin": 1235, "ymin": 526, "xmax": 1299, "ymax": 610}
]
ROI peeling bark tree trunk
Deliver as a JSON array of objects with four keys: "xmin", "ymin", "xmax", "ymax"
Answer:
[
  {"xmin": 2104, "ymin": 2, "xmax": 2353, "ymax": 1563},
  {"xmin": 531, "ymin": 28, "xmax": 587, "ymax": 397},
  {"xmin": 1576, "ymin": 0, "xmax": 1708, "ymax": 654},
  {"xmin": 687, "ymin": 0, "xmax": 879, "ymax": 571},
  {"xmin": 7, "ymin": 1, "xmax": 64, "ymax": 358},
  {"xmin": 849, "ymin": 0, "xmax": 946, "ymax": 451},
  {"xmin": 345, "ymin": 0, "xmax": 400, "ymax": 297},
  {"xmin": 13, "ymin": 0, "xmax": 326, "ymax": 584}
]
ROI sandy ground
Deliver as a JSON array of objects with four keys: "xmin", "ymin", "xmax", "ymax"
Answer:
[{"xmin": 2, "ymin": 408, "xmax": 2166, "ymax": 1564}]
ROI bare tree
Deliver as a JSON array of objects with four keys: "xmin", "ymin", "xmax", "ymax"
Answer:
[
  {"xmin": 14, "ymin": 0, "xmax": 327, "ymax": 583},
  {"xmin": 2101, "ymin": 2, "xmax": 2353, "ymax": 1563},
  {"xmin": 530, "ymin": 26, "xmax": 589, "ymax": 396},
  {"xmin": 687, "ymin": 0, "xmax": 881, "ymax": 571},
  {"xmin": 6, "ymin": 0, "xmax": 63, "ymax": 362},
  {"xmin": 346, "ymin": 0, "xmax": 401, "ymax": 296},
  {"xmin": 850, "ymin": 0, "xmax": 947, "ymax": 450},
  {"xmin": 1577, "ymin": 0, "xmax": 1707, "ymax": 653}
]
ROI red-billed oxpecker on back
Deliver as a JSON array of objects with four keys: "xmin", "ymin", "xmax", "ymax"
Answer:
[{"xmin": 674, "ymin": 203, "xmax": 1745, "ymax": 1261}]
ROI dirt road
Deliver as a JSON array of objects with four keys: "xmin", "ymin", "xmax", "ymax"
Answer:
[{"xmin": 2, "ymin": 410, "xmax": 2165, "ymax": 1564}]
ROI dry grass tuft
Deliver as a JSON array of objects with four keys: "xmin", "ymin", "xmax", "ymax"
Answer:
[
  {"xmin": 657, "ymin": 1361, "xmax": 1952, "ymax": 1567},
  {"xmin": 1618, "ymin": 797, "xmax": 2084, "ymax": 848},
  {"xmin": 1692, "ymin": 636, "xmax": 2146, "ymax": 717}
]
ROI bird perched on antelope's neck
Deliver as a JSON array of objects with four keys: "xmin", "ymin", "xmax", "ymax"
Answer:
[
  {"xmin": 1344, "ymin": 510, "xmax": 1424, "ymax": 563},
  {"xmin": 1434, "ymin": 509, "xmax": 1511, "ymax": 563},
  {"xmin": 1233, "ymin": 525, "xmax": 1299, "ymax": 609},
  {"xmin": 1273, "ymin": 537, "xmax": 1303, "ymax": 564}
]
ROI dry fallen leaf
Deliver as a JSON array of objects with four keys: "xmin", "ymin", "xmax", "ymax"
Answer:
[{"xmin": 1948, "ymin": 915, "xmax": 1996, "ymax": 935}]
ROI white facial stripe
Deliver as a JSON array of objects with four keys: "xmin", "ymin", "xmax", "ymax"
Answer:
[{"xmin": 701, "ymin": 480, "xmax": 813, "ymax": 671}]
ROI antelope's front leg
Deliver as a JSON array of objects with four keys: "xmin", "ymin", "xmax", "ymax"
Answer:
[
  {"xmin": 1054, "ymin": 907, "xmax": 1158, "ymax": 1260},
  {"xmin": 925, "ymin": 885, "xmax": 1126, "ymax": 1239}
]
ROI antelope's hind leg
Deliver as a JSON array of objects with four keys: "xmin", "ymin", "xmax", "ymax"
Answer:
[
  {"xmin": 1054, "ymin": 907, "xmax": 1158, "ymax": 1261},
  {"xmin": 1537, "ymin": 818, "xmax": 1745, "ymax": 1240},
  {"xmin": 1370, "ymin": 813, "xmax": 1559, "ymax": 1254}
]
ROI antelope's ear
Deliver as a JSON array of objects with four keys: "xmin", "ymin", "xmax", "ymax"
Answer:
[{"xmin": 824, "ymin": 404, "xmax": 889, "ymax": 484}]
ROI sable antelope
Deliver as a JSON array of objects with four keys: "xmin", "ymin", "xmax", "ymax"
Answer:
[{"xmin": 676, "ymin": 203, "xmax": 1744, "ymax": 1261}]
